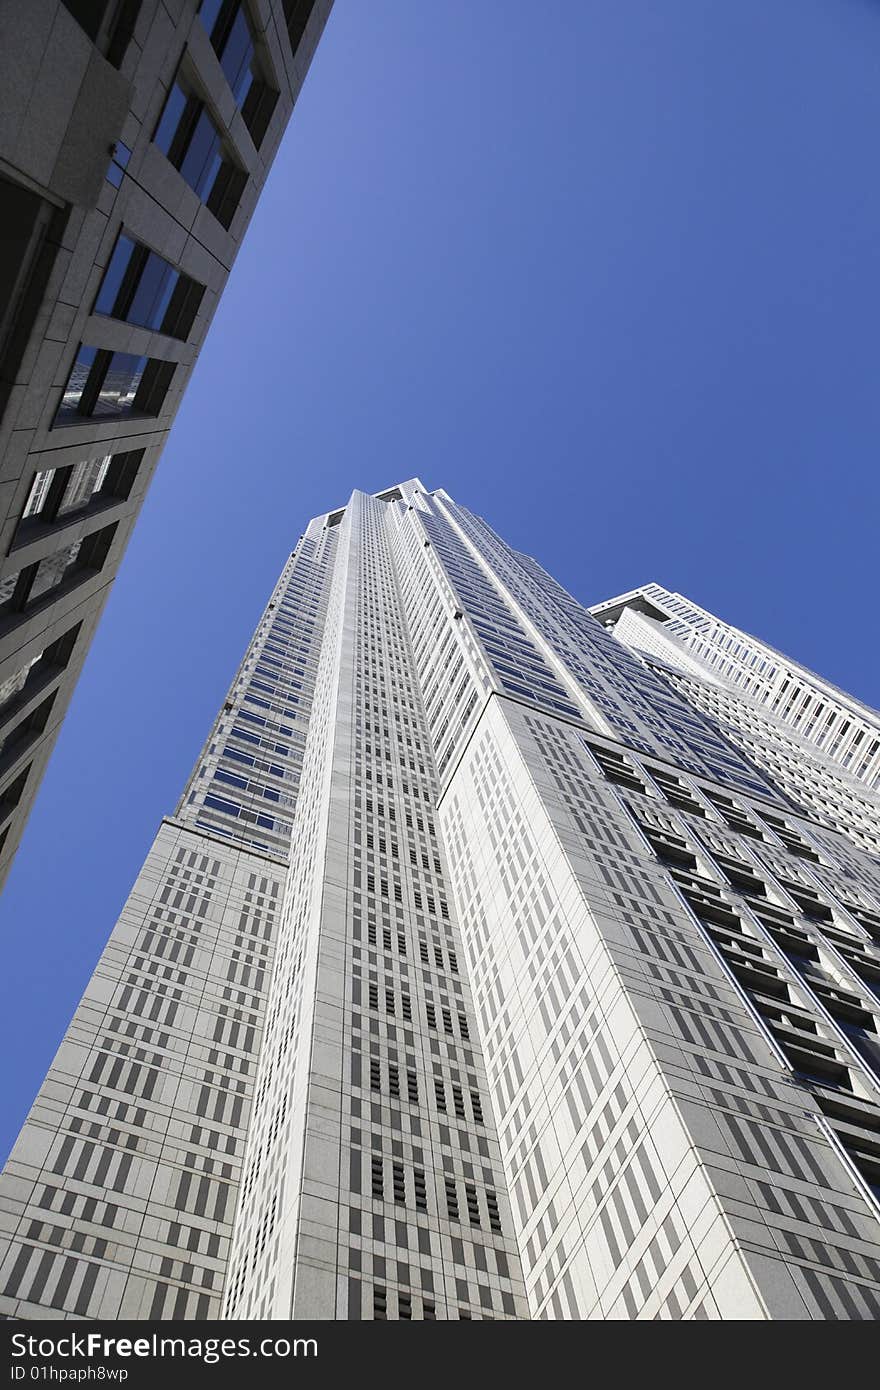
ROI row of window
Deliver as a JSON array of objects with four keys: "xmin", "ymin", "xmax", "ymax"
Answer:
[
  {"xmin": 674, "ymin": 865, "xmax": 880, "ymax": 1201},
  {"xmin": 362, "ymin": 1054, "xmax": 484, "ymax": 1124},
  {"xmin": 201, "ymin": 0, "xmax": 280, "ymax": 148},
  {"xmin": 362, "ymin": 1153, "xmax": 502, "ymax": 1233},
  {"xmin": 154, "ymin": 71, "xmax": 247, "ymax": 229},
  {"xmin": 54, "ymin": 1, "xmax": 279, "ymax": 433},
  {"xmin": 151, "ymin": 0, "xmax": 281, "ymax": 226},
  {"xmin": 631, "ymin": 804, "xmax": 880, "ymax": 1205},
  {"xmin": 583, "ymin": 735, "xmax": 821, "ymax": 856}
]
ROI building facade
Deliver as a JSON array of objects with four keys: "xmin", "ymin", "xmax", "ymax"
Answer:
[
  {"xmin": 0, "ymin": 0, "xmax": 332, "ymax": 889},
  {"xmin": 591, "ymin": 584, "xmax": 880, "ymax": 792},
  {"xmin": 2, "ymin": 481, "xmax": 880, "ymax": 1319}
]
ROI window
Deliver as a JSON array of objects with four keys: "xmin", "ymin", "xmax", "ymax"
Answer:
[
  {"xmin": 54, "ymin": 347, "xmax": 174, "ymax": 425},
  {"xmin": 582, "ymin": 738, "xmax": 648, "ymax": 793},
  {"xmin": 0, "ymin": 525, "xmax": 117, "ymax": 621},
  {"xmin": 0, "ymin": 626, "xmax": 80, "ymax": 722},
  {"xmin": 94, "ymin": 235, "xmax": 204, "ymax": 340},
  {"xmin": 200, "ymin": 0, "xmax": 279, "ymax": 148},
  {"xmin": 0, "ymin": 543, "xmax": 81, "ymax": 612},
  {"xmin": 106, "ymin": 141, "xmax": 131, "ymax": 188},
  {"xmin": 0, "ymin": 657, "xmax": 39, "ymax": 717},
  {"xmin": 62, "ymin": 0, "xmax": 114, "ymax": 40},
  {"xmin": 61, "ymin": 1, "xmax": 142, "ymax": 67},
  {"xmin": 760, "ymin": 811, "xmax": 820, "ymax": 862},
  {"xmin": 0, "ymin": 178, "xmax": 64, "ymax": 426},
  {"xmin": 20, "ymin": 456, "xmax": 108, "ymax": 529},
  {"xmin": 705, "ymin": 791, "xmax": 764, "ymax": 839},
  {"xmin": 0, "ymin": 692, "xmax": 57, "ymax": 764},
  {"xmin": 154, "ymin": 74, "xmax": 246, "ymax": 227},
  {"xmin": 14, "ymin": 451, "xmax": 142, "ymax": 545},
  {"xmin": 649, "ymin": 766, "xmax": 706, "ymax": 816},
  {"xmin": 817, "ymin": 1094, "xmax": 880, "ymax": 1203},
  {"xmin": 282, "ymin": 0, "xmax": 318, "ymax": 59},
  {"xmin": 0, "ymin": 765, "xmax": 30, "ymax": 823},
  {"xmin": 638, "ymin": 820, "xmax": 698, "ymax": 870}
]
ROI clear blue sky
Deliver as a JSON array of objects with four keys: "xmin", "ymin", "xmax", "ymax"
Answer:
[{"xmin": 2, "ymin": 0, "xmax": 879, "ymax": 1162}]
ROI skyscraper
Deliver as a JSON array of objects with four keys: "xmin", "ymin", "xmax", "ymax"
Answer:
[
  {"xmin": 591, "ymin": 584, "xmax": 880, "ymax": 792},
  {"xmin": 0, "ymin": 0, "xmax": 332, "ymax": 889},
  {"xmin": 2, "ymin": 481, "xmax": 880, "ymax": 1320}
]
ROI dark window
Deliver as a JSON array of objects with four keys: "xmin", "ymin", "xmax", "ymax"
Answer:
[
  {"xmin": 205, "ymin": 160, "xmax": 247, "ymax": 230},
  {"xmin": 282, "ymin": 0, "xmax": 318, "ymax": 58},
  {"xmin": 154, "ymin": 75, "xmax": 245, "ymax": 226},
  {"xmin": 582, "ymin": 738, "xmax": 648, "ymax": 793},
  {"xmin": 200, "ymin": 1, "xmax": 280, "ymax": 148},
  {"xmin": 0, "ymin": 765, "xmax": 30, "ymax": 821},
  {"xmin": 105, "ymin": 0, "xmax": 142, "ymax": 67},
  {"xmin": 0, "ymin": 625, "xmax": 80, "ymax": 723},
  {"xmin": 649, "ymin": 767, "xmax": 706, "ymax": 816},
  {"xmin": 639, "ymin": 821, "xmax": 697, "ymax": 870},
  {"xmin": 760, "ymin": 811, "xmax": 821, "ymax": 862},
  {"xmin": 0, "ymin": 524, "xmax": 117, "ymax": 621},
  {"xmin": 62, "ymin": 1, "xmax": 142, "ymax": 65},
  {"xmin": 54, "ymin": 347, "xmax": 174, "ymax": 425},
  {"xmin": 0, "ymin": 692, "xmax": 57, "ymax": 765},
  {"xmin": 94, "ymin": 234, "xmax": 204, "ymax": 339},
  {"xmin": 61, "ymin": 0, "xmax": 112, "ymax": 40},
  {"xmin": 817, "ymin": 1094, "xmax": 880, "ymax": 1202},
  {"xmin": 240, "ymin": 75, "xmax": 280, "ymax": 150},
  {"xmin": 201, "ymin": 0, "xmax": 253, "ymax": 101},
  {"xmin": 0, "ymin": 178, "xmax": 63, "ymax": 428},
  {"xmin": 705, "ymin": 791, "xmax": 763, "ymax": 839}
]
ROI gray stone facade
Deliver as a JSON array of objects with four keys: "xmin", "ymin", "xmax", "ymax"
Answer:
[{"xmin": 0, "ymin": 0, "xmax": 333, "ymax": 888}]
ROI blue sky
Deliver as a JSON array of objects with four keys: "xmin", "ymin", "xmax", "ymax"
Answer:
[{"xmin": 2, "ymin": 0, "xmax": 879, "ymax": 1161}]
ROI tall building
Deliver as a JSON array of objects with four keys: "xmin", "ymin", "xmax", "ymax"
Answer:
[
  {"xmin": 0, "ymin": 0, "xmax": 332, "ymax": 890},
  {"xmin": 2, "ymin": 481, "xmax": 880, "ymax": 1320},
  {"xmin": 591, "ymin": 584, "xmax": 880, "ymax": 792}
]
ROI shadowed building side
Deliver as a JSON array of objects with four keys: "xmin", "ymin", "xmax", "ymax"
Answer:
[{"xmin": 0, "ymin": 0, "xmax": 333, "ymax": 890}]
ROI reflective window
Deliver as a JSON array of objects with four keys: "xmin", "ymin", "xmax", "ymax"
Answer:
[
  {"xmin": 93, "ymin": 236, "xmax": 136, "ymax": 317},
  {"xmin": 28, "ymin": 542, "xmax": 83, "ymax": 604},
  {"xmin": 94, "ymin": 234, "xmax": 204, "ymax": 339},
  {"xmin": 54, "ymin": 347, "xmax": 174, "ymax": 425},
  {"xmin": 0, "ymin": 626, "xmax": 80, "ymax": 721},
  {"xmin": 0, "ymin": 526, "xmax": 118, "ymax": 620},
  {"xmin": 16, "ymin": 452, "xmax": 142, "ymax": 543},
  {"xmin": 180, "ymin": 109, "xmax": 224, "ymax": 200},
  {"xmin": 57, "ymin": 456, "xmax": 113, "ymax": 517},
  {"xmin": 154, "ymin": 82, "xmax": 190, "ymax": 163},
  {"xmin": 203, "ymin": 0, "xmax": 256, "ymax": 103},
  {"xmin": 154, "ymin": 75, "xmax": 246, "ymax": 224},
  {"xmin": 0, "ymin": 657, "xmax": 39, "ymax": 716},
  {"xmin": 200, "ymin": 1, "xmax": 278, "ymax": 147},
  {"xmin": 106, "ymin": 141, "xmax": 131, "ymax": 188},
  {"xmin": 21, "ymin": 456, "xmax": 110, "ymax": 527}
]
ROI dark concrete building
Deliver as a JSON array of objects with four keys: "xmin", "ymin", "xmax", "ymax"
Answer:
[{"xmin": 0, "ymin": 0, "xmax": 332, "ymax": 888}]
